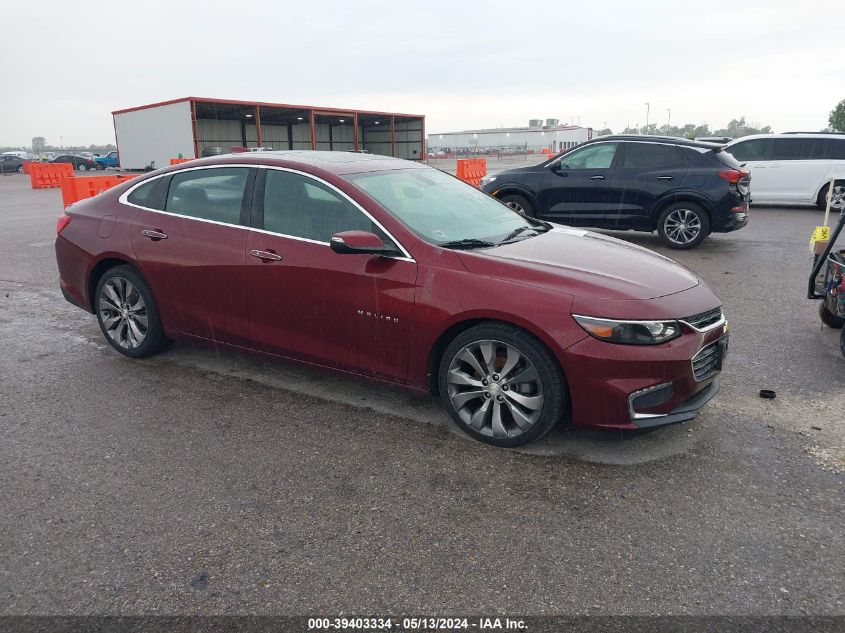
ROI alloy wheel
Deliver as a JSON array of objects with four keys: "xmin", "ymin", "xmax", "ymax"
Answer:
[
  {"xmin": 663, "ymin": 208, "xmax": 702, "ymax": 245},
  {"xmin": 505, "ymin": 200, "xmax": 526, "ymax": 215},
  {"xmin": 99, "ymin": 277, "xmax": 148, "ymax": 350},
  {"xmin": 830, "ymin": 185, "xmax": 845, "ymax": 209},
  {"xmin": 446, "ymin": 339, "xmax": 544, "ymax": 439}
]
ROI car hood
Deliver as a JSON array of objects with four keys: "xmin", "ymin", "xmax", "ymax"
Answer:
[{"xmin": 458, "ymin": 226, "xmax": 700, "ymax": 301}]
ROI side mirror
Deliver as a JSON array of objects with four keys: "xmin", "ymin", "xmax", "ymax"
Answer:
[
  {"xmin": 330, "ymin": 231, "xmax": 400, "ymax": 257},
  {"xmin": 548, "ymin": 161, "xmax": 561, "ymax": 173}
]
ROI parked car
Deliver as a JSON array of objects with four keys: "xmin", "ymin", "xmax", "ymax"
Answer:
[
  {"xmin": 724, "ymin": 133, "xmax": 845, "ymax": 209},
  {"xmin": 481, "ymin": 135, "xmax": 750, "ymax": 249},
  {"xmin": 94, "ymin": 151, "xmax": 120, "ymax": 170},
  {"xmin": 0, "ymin": 154, "xmax": 30, "ymax": 173},
  {"xmin": 55, "ymin": 152, "xmax": 727, "ymax": 447},
  {"xmin": 51, "ymin": 154, "xmax": 98, "ymax": 171},
  {"xmin": 1, "ymin": 150, "xmax": 30, "ymax": 159}
]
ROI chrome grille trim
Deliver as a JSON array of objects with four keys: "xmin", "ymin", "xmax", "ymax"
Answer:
[
  {"xmin": 692, "ymin": 339, "xmax": 722, "ymax": 381},
  {"xmin": 680, "ymin": 308, "xmax": 725, "ymax": 333}
]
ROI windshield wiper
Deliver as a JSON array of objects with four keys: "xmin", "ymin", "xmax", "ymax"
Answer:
[
  {"xmin": 439, "ymin": 238, "xmax": 497, "ymax": 250},
  {"xmin": 498, "ymin": 222, "xmax": 550, "ymax": 244}
]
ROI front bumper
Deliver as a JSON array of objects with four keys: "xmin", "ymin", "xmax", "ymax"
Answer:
[{"xmin": 558, "ymin": 323, "xmax": 727, "ymax": 431}]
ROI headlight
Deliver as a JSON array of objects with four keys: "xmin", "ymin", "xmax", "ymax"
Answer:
[
  {"xmin": 572, "ymin": 315, "xmax": 681, "ymax": 345},
  {"xmin": 480, "ymin": 176, "xmax": 497, "ymax": 187}
]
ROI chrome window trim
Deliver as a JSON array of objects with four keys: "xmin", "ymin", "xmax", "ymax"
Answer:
[{"xmin": 117, "ymin": 163, "xmax": 416, "ymax": 263}]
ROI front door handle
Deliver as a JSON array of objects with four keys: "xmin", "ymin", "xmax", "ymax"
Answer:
[
  {"xmin": 250, "ymin": 249, "xmax": 282, "ymax": 262},
  {"xmin": 589, "ymin": 175, "xmax": 605, "ymax": 180},
  {"xmin": 141, "ymin": 229, "xmax": 167, "ymax": 240},
  {"xmin": 657, "ymin": 176, "xmax": 673, "ymax": 181}
]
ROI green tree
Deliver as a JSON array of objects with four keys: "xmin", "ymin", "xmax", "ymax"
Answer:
[{"xmin": 830, "ymin": 99, "xmax": 845, "ymax": 132}]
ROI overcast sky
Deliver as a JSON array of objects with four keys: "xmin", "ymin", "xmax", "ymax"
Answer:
[{"xmin": 1, "ymin": 0, "xmax": 843, "ymax": 147}]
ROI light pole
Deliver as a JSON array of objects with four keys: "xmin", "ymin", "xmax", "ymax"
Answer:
[
  {"xmin": 644, "ymin": 103, "xmax": 650, "ymax": 134},
  {"xmin": 666, "ymin": 108, "xmax": 671, "ymax": 130}
]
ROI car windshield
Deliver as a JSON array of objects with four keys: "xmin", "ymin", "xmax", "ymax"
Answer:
[{"xmin": 345, "ymin": 168, "xmax": 546, "ymax": 247}]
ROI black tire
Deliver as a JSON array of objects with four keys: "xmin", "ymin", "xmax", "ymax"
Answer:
[
  {"xmin": 499, "ymin": 194, "xmax": 535, "ymax": 217},
  {"xmin": 820, "ymin": 301, "xmax": 845, "ymax": 329},
  {"xmin": 96, "ymin": 163, "xmax": 105, "ymax": 170},
  {"xmin": 657, "ymin": 202, "xmax": 710, "ymax": 249},
  {"xmin": 17, "ymin": 165, "xmax": 23, "ymax": 173},
  {"xmin": 816, "ymin": 180, "xmax": 845, "ymax": 210},
  {"xmin": 78, "ymin": 163, "xmax": 88, "ymax": 171},
  {"xmin": 95, "ymin": 265, "xmax": 167, "ymax": 358},
  {"xmin": 437, "ymin": 321, "xmax": 566, "ymax": 447}
]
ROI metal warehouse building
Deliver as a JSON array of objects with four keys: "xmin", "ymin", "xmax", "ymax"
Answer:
[
  {"xmin": 429, "ymin": 119, "xmax": 593, "ymax": 153},
  {"xmin": 112, "ymin": 97, "xmax": 425, "ymax": 170}
]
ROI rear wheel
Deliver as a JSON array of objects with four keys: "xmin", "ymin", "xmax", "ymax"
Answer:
[
  {"xmin": 96, "ymin": 163, "xmax": 105, "ymax": 170},
  {"xmin": 819, "ymin": 301, "xmax": 844, "ymax": 329},
  {"xmin": 438, "ymin": 322, "xmax": 566, "ymax": 447},
  {"xmin": 78, "ymin": 163, "xmax": 88, "ymax": 171},
  {"xmin": 17, "ymin": 165, "xmax": 23, "ymax": 173},
  {"xmin": 499, "ymin": 194, "xmax": 535, "ymax": 217},
  {"xmin": 95, "ymin": 265, "xmax": 167, "ymax": 358},
  {"xmin": 657, "ymin": 202, "xmax": 710, "ymax": 249},
  {"xmin": 816, "ymin": 181, "xmax": 845, "ymax": 210}
]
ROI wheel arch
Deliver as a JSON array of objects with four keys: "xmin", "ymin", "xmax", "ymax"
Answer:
[
  {"xmin": 425, "ymin": 315, "xmax": 568, "ymax": 397},
  {"xmin": 87, "ymin": 255, "xmax": 149, "ymax": 313},
  {"xmin": 650, "ymin": 192, "xmax": 716, "ymax": 226},
  {"xmin": 490, "ymin": 185, "xmax": 538, "ymax": 208}
]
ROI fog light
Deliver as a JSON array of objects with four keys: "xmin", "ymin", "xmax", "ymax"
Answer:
[{"xmin": 628, "ymin": 382, "xmax": 674, "ymax": 420}]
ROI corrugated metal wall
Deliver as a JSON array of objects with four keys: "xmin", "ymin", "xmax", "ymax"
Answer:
[
  {"xmin": 430, "ymin": 127, "xmax": 591, "ymax": 152},
  {"xmin": 113, "ymin": 101, "xmax": 194, "ymax": 170}
]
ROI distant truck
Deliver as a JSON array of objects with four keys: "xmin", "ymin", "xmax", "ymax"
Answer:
[{"xmin": 94, "ymin": 151, "xmax": 119, "ymax": 170}]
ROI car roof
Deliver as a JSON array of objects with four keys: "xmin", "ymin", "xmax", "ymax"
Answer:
[
  {"xmin": 726, "ymin": 132, "xmax": 845, "ymax": 144},
  {"xmin": 588, "ymin": 135, "xmax": 722, "ymax": 149},
  {"xmin": 180, "ymin": 150, "xmax": 428, "ymax": 176}
]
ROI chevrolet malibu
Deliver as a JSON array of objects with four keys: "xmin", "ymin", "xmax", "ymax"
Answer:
[{"xmin": 55, "ymin": 151, "xmax": 729, "ymax": 447}]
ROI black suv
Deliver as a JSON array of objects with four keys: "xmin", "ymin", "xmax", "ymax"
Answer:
[{"xmin": 481, "ymin": 136, "xmax": 750, "ymax": 249}]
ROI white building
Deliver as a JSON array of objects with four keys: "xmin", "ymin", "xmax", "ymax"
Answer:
[{"xmin": 428, "ymin": 119, "xmax": 593, "ymax": 153}]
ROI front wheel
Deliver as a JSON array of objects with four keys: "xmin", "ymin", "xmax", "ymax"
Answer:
[
  {"xmin": 657, "ymin": 202, "xmax": 710, "ymax": 249},
  {"xmin": 499, "ymin": 194, "xmax": 535, "ymax": 217},
  {"xmin": 438, "ymin": 322, "xmax": 566, "ymax": 447},
  {"xmin": 17, "ymin": 165, "xmax": 23, "ymax": 173},
  {"xmin": 78, "ymin": 164, "xmax": 88, "ymax": 171},
  {"xmin": 95, "ymin": 265, "xmax": 167, "ymax": 358},
  {"xmin": 96, "ymin": 163, "xmax": 105, "ymax": 170}
]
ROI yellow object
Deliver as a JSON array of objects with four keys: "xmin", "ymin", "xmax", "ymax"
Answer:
[{"xmin": 811, "ymin": 226, "xmax": 831, "ymax": 242}]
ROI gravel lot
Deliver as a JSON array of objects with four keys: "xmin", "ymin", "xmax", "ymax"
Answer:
[{"xmin": 0, "ymin": 171, "xmax": 842, "ymax": 616}]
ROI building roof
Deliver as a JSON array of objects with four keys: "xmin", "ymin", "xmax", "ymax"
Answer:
[{"xmin": 112, "ymin": 96, "xmax": 424, "ymax": 119}]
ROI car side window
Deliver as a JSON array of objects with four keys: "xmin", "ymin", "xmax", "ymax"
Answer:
[
  {"xmin": 127, "ymin": 179, "xmax": 165, "ymax": 209},
  {"xmin": 727, "ymin": 139, "xmax": 772, "ymax": 162},
  {"xmin": 771, "ymin": 138, "xmax": 814, "ymax": 161},
  {"xmin": 818, "ymin": 139, "xmax": 845, "ymax": 160},
  {"xmin": 262, "ymin": 169, "xmax": 386, "ymax": 243},
  {"xmin": 620, "ymin": 143, "xmax": 688, "ymax": 169},
  {"xmin": 165, "ymin": 167, "xmax": 249, "ymax": 225},
  {"xmin": 558, "ymin": 143, "xmax": 618, "ymax": 169}
]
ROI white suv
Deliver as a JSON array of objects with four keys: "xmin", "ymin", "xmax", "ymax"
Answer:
[{"xmin": 724, "ymin": 133, "xmax": 845, "ymax": 209}]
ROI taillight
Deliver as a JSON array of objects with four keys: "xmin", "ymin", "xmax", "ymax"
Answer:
[
  {"xmin": 718, "ymin": 169, "xmax": 749, "ymax": 184},
  {"xmin": 56, "ymin": 214, "xmax": 71, "ymax": 235},
  {"xmin": 730, "ymin": 204, "xmax": 748, "ymax": 213}
]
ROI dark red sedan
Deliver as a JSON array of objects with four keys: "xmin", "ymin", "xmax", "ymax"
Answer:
[{"xmin": 55, "ymin": 151, "xmax": 728, "ymax": 447}]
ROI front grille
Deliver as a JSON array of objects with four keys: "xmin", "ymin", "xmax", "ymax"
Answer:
[
  {"xmin": 683, "ymin": 307, "xmax": 723, "ymax": 331},
  {"xmin": 692, "ymin": 339, "xmax": 723, "ymax": 381}
]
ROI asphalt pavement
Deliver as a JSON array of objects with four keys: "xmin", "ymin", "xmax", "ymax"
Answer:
[{"xmin": 0, "ymin": 172, "xmax": 842, "ymax": 616}]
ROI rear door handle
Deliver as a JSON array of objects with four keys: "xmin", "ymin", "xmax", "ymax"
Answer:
[
  {"xmin": 141, "ymin": 229, "xmax": 167, "ymax": 240},
  {"xmin": 589, "ymin": 175, "xmax": 605, "ymax": 180},
  {"xmin": 657, "ymin": 176, "xmax": 673, "ymax": 181},
  {"xmin": 250, "ymin": 249, "xmax": 282, "ymax": 262}
]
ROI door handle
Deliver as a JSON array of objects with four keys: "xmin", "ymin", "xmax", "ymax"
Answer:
[
  {"xmin": 141, "ymin": 229, "xmax": 167, "ymax": 240},
  {"xmin": 589, "ymin": 175, "xmax": 605, "ymax": 180},
  {"xmin": 657, "ymin": 176, "xmax": 673, "ymax": 181},
  {"xmin": 250, "ymin": 249, "xmax": 282, "ymax": 262}
]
